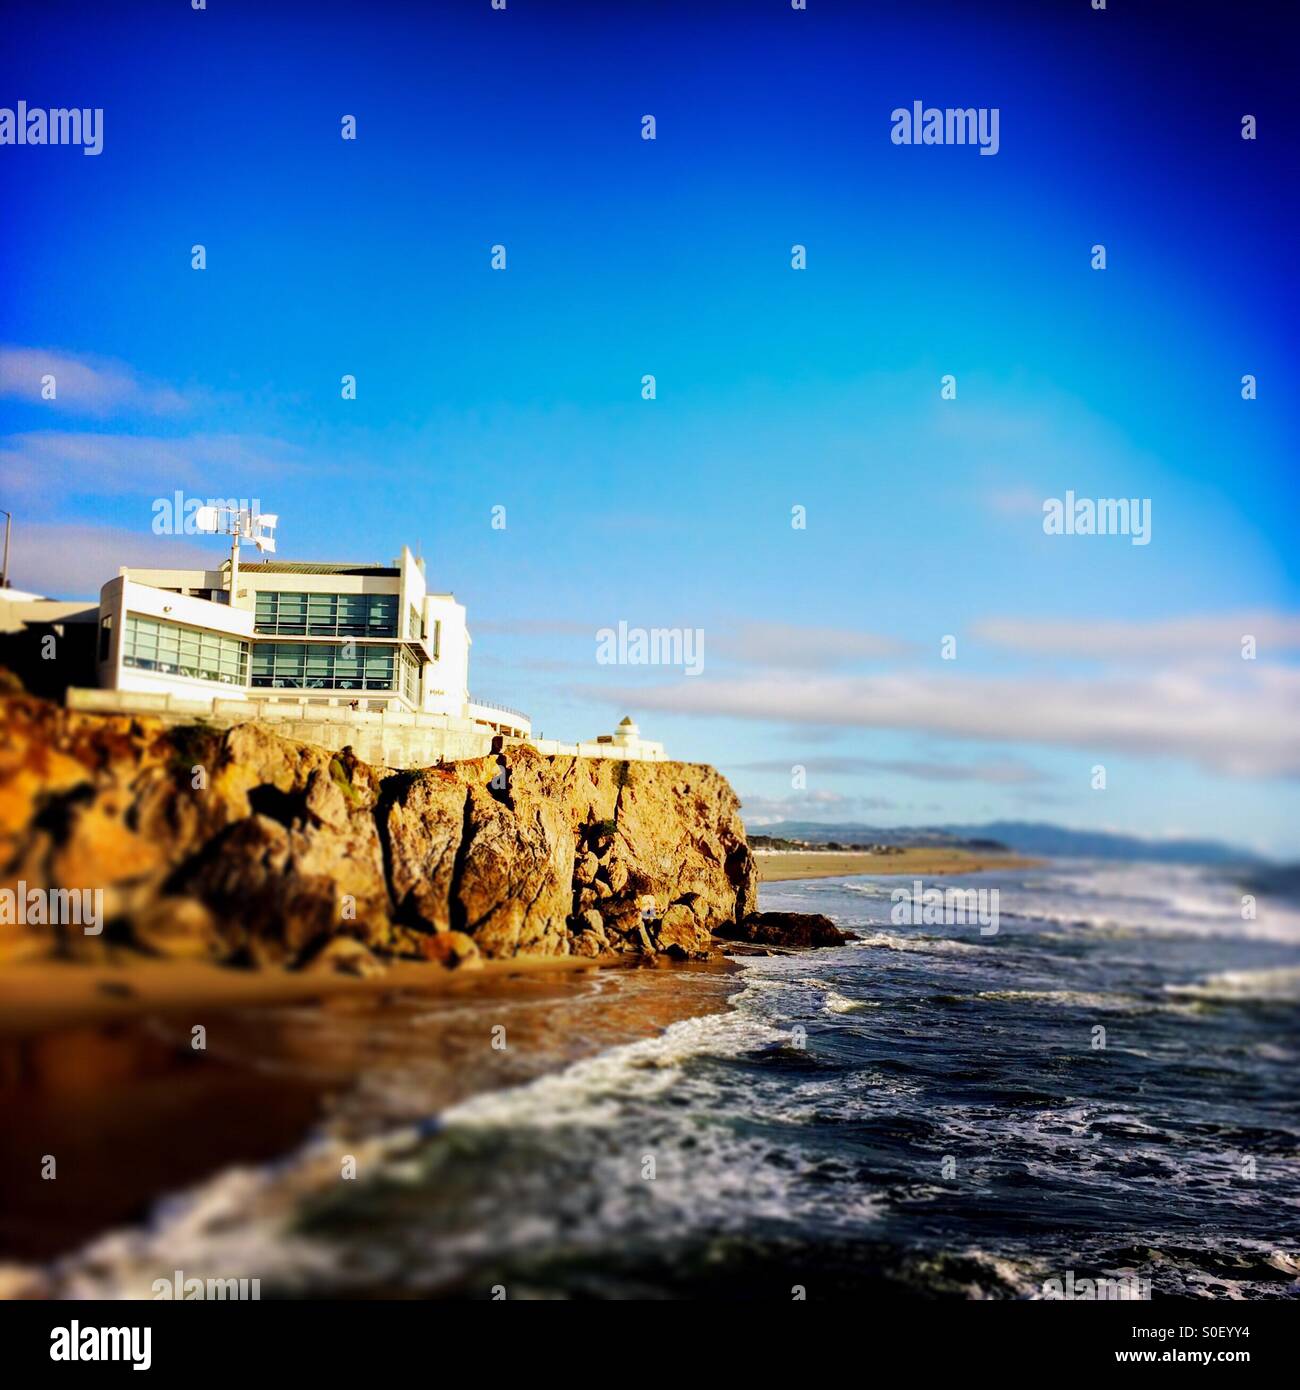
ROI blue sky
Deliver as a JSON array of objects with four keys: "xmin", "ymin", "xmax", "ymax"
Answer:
[{"xmin": 1, "ymin": 0, "xmax": 1297, "ymax": 854}]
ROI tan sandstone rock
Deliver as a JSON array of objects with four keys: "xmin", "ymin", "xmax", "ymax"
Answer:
[{"xmin": 0, "ymin": 695, "xmax": 757, "ymax": 970}]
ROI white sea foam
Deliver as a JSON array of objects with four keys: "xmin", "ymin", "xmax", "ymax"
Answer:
[
  {"xmin": 824, "ymin": 990, "xmax": 880, "ymax": 1013},
  {"xmin": 849, "ymin": 930, "xmax": 985, "ymax": 955},
  {"xmin": 442, "ymin": 1005, "xmax": 786, "ymax": 1130},
  {"xmin": 972, "ymin": 988, "xmax": 1140, "ymax": 1011},
  {"xmin": 1009, "ymin": 862, "xmax": 1300, "ymax": 945},
  {"xmin": 1166, "ymin": 966, "xmax": 1300, "ymax": 1004}
]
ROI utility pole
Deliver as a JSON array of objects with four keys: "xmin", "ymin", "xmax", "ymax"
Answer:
[{"xmin": 228, "ymin": 521, "xmax": 241, "ymax": 606}]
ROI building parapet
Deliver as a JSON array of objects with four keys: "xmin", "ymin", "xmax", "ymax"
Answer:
[
  {"xmin": 506, "ymin": 736, "xmax": 666, "ymax": 762},
  {"xmin": 64, "ymin": 689, "xmax": 668, "ymax": 768}
]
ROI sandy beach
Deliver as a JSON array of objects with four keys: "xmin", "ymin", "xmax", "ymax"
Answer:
[
  {"xmin": 756, "ymin": 847, "xmax": 1039, "ymax": 882},
  {"xmin": 0, "ymin": 949, "xmax": 656, "ymax": 1039}
]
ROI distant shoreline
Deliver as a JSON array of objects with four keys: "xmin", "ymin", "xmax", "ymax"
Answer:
[{"xmin": 757, "ymin": 847, "xmax": 1041, "ymax": 883}]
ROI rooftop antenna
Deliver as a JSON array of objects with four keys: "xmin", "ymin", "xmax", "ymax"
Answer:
[
  {"xmin": 193, "ymin": 505, "xmax": 278, "ymax": 605},
  {"xmin": 0, "ymin": 508, "xmax": 11, "ymax": 589}
]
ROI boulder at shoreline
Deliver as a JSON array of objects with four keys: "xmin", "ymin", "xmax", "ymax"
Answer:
[{"xmin": 716, "ymin": 911, "xmax": 851, "ymax": 950}]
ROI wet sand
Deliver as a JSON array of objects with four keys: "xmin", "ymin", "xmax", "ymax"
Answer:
[
  {"xmin": 0, "ymin": 953, "xmax": 739, "ymax": 1264},
  {"xmin": 757, "ymin": 848, "xmax": 1038, "ymax": 882},
  {"xmin": 0, "ymin": 951, "xmax": 633, "ymax": 1039}
]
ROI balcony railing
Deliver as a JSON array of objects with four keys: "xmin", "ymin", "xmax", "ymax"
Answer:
[{"xmin": 468, "ymin": 695, "xmax": 531, "ymax": 724}]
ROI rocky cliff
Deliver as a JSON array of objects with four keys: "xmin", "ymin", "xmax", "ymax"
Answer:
[{"xmin": 0, "ymin": 696, "xmax": 757, "ymax": 969}]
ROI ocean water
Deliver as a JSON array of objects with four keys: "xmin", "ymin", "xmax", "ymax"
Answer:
[{"xmin": 34, "ymin": 860, "xmax": 1300, "ymax": 1300}]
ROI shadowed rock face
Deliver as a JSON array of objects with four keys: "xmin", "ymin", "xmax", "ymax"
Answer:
[
  {"xmin": 716, "ymin": 912, "xmax": 850, "ymax": 949},
  {"xmin": 0, "ymin": 696, "xmax": 757, "ymax": 968}
]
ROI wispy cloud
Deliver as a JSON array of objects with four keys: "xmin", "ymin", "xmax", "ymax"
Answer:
[
  {"xmin": 0, "ymin": 431, "xmax": 303, "ymax": 508},
  {"xmin": 7, "ymin": 522, "xmax": 217, "ymax": 599},
  {"xmin": 713, "ymin": 621, "xmax": 913, "ymax": 669},
  {"xmin": 735, "ymin": 755, "xmax": 1047, "ymax": 785},
  {"xmin": 984, "ymin": 486, "xmax": 1045, "ymax": 518},
  {"xmin": 474, "ymin": 618, "xmax": 592, "ymax": 637},
  {"xmin": 0, "ymin": 347, "xmax": 196, "ymax": 417},
  {"xmin": 974, "ymin": 614, "xmax": 1300, "ymax": 663},
  {"xmin": 737, "ymin": 789, "xmax": 899, "ymax": 826},
  {"xmin": 596, "ymin": 669, "xmax": 1300, "ymax": 779}
]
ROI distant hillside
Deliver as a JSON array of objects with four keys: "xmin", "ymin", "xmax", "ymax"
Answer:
[{"xmin": 748, "ymin": 819, "xmax": 1268, "ymax": 867}]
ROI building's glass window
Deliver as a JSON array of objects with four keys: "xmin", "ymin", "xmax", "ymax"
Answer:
[
  {"xmin": 400, "ymin": 648, "xmax": 419, "ymax": 704},
  {"xmin": 122, "ymin": 615, "xmax": 248, "ymax": 685},
  {"xmin": 98, "ymin": 615, "xmax": 112, "ymax": 662},
  {"xmin": 408, "ymin": 603, "xmax": 424, "ymax": 640},
  {"xmin": 254, "ymin": 591, "xmax": 398, "ymax": 638},
  {"xmin": 250, "ymin": 642, "xmax": 397, "ymax": 691}
]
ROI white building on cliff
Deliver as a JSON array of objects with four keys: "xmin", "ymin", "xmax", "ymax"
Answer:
[
  {"xmin": 26, "ymin": 538, "xmax": 665, "ymax": 768},
  {"xmin": 94, "ymin": 545, "xmax": 530, "ymax": 738}
]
